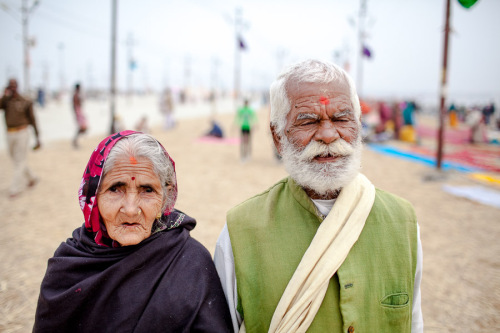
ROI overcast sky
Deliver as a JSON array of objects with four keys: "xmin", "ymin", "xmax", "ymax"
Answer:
[{"xmin": 0, "ymin": 0, "xmax": 499, "ymax": 105}]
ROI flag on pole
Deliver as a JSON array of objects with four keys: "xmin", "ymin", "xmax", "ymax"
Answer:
[
  {"xmin": 457, "ymin": 0, "xmax": 478, "ymax": 9},
  {"xmin": 362, "ymin": 45, "xmax": 372, "ymax": 58},
  {"xmin": 238, "ymin": 35, "xmax": 247, "ymax": 50}
]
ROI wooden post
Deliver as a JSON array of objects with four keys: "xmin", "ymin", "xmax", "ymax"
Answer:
[{"xmin": 436, "ymin": 0, "xmax": 451, "ymax": 169}]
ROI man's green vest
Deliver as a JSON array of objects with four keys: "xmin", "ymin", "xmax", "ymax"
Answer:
[{"xmin": 227, "ymin": 176, "xmax": 417, "ymax": 333}]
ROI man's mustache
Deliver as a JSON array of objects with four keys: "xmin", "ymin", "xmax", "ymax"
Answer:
[{"xmin": 297, "ymin": 139, "xmax": 355, "ymax": 161}]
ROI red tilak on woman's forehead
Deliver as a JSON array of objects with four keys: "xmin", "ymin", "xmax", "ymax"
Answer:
[{"xmin": 130, "ymin": 156, "xmax": 137, "ymax": 181}]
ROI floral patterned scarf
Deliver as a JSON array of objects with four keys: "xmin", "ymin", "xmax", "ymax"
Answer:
[{"xmin": 78, "ymin": 130, "xmax": 178, "ymax": 246}]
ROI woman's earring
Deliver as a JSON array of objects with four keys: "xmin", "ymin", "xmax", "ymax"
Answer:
[{"xmin": 156, "ymin": 212, "xmax": 162, "ymax": 220}]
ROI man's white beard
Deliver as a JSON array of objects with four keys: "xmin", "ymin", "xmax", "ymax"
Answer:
[{"xmin": 280, "ymin": 134, "xmax": 362, "ymax": 197}]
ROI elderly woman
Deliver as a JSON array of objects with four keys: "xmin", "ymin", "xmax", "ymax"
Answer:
[{"xmin": 34, "ymin": 131, "xmax": 233, "ymax": 332}]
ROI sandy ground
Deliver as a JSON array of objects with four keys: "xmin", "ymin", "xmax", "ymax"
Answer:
[{"xmin": 0, "ymin": 100, "xmax": 499, "ymax": 332}]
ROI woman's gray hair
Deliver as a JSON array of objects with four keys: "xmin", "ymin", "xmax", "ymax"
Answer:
[
  {"xmin": 102, "ymin": 133, "xmax": 176, "ymax": 213},
  {"xmin": 269, "ymin": 59, "xmax": 361, "ymax": 136}
]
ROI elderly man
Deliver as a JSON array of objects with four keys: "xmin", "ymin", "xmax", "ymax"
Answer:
[
  {"xmin": 214, "ymin": 59, "xmax": 423, "ymax": 333},
  {"xmin": 0, "ymin": 79, "xmax": 41, "ymax": 198}
]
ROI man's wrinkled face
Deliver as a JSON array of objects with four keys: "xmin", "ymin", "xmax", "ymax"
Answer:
[
  {"xmin": 273, "ymin": 80, "xmax": 362, "ymax": 199},
  {"xmin": 283, "ymin": 80, "xmax": 359, "ymax": 151}
]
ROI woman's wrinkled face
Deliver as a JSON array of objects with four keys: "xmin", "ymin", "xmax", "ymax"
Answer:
[{"xmin": 97, "ymin": 156, "xmax": 164, "ymax": 246}]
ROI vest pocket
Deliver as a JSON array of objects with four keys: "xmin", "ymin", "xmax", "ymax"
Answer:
[
  {"xmin": 379, "ymin": 293, "xmax": 411, "ymax": 330},
  {"xmin": 379, "ymin": 292, "xmax": 409, "ymax": 307}
]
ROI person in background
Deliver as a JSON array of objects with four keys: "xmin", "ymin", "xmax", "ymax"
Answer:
[
  {"xmin": 377, "ymin": 101, "xmax": 393, "ymax": 134},
  {"xmin": 34, "ymin": 131, "xmax": 233, "ymax": 332},
  {"xmin": 215, "ymin": 59, "xmax": 423, "ymax": 333},
  {"xmin": 205, "ymin": 119, "xmax": 224, "ymax": 138},
  {"xmin": 112, "ymin": 113, "xmax": 126, "ymax": 133},
  {"xmin": 482, "ymin": 102, "xmax": 495, "ymax": 126},
  {"xmin": 160, "ymin": 88, "xmax": 175, "ymax": 130},
  {"xmin": 467, "ymin": 106, "xmax": 487, "ymax": 144},
  {"xmin": 400, "ymin": 100, "xmax": 419, "ymax": 144},
  {"xmin": 72, "ymin": 83, "xmax": 87, "ymax": 148},
  {"xmin": 448, "ymin": 103, "xmax": 458, "ymax": 128},
  {"xmin": 235, "ymin": 99, "xmax": 257, "ymax": 162},
  {"xmin": 37, "ymin": 87, "xmax": 45, "ymax": 108},
  {"xmin": 0, "ymin": 78, "xmax": 41, "ymax": 198},
  {"xmin": 391, "ymin": 100, "xmax": 402, "ymax": 140},
  {"xmin": 135, "ymin": 115, "xmax": 150, "ymax": 133}
]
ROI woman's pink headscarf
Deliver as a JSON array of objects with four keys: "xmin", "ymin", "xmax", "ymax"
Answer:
[{"xmin": 78, "ymin": 131, "xmax": 177, "ymax": 246}]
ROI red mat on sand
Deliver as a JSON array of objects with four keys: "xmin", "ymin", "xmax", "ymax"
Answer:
[{"xmin": 417, "ymin": 125, "xmax": 471, "ymax": 144}]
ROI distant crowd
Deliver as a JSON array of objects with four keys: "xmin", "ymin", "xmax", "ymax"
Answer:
[{"xmin": 358, "ymin": 98, "xmax": 498, "ymax": 145}]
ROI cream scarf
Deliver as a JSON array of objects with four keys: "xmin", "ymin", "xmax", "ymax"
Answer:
[{"xmin": 240, "ymin": 173, "xmax": 375, "ymax": 333}]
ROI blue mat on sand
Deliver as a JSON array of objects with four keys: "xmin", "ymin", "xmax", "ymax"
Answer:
[{"xmin": 367, "ymin": 144, "xmax": 480, "ymax": 173}]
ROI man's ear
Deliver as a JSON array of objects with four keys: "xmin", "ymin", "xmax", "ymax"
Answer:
[{"xmin": 270, "ymin": 124, "xmax": 283, "ymax": 156}]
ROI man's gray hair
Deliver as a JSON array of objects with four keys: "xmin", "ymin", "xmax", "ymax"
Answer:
[
  {"xmin": 102, "ymin": 133, "xmax": 176, "ymax": 212},
  {"xmin": 269, "ymin": 59, "xmax": 361, "ymax": 136}
]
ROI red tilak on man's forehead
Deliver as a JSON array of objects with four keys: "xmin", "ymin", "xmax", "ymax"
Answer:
[{"xmin": 319, "ymin": 96, "xmax": 330, "ymax": 105}]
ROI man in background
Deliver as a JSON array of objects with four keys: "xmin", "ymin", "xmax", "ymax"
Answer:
[
  {"xmin": 235, "ymin": 99, "xmax": 257, "ymax": 162},
  {"xmin": 72, "ymin": 83, "xmax": 87, "ymax": 148},
  {"xmin": 0, "ymin": 78, "xmax": 41, "ymax": 198}
]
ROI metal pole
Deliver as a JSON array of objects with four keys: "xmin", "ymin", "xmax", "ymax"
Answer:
[
  {"xmin": 110, "ymin": 0, "xmax": 118, "ymax": 134},
  {"xmin": 211, "ymin": 57, "xmax": 219, "ymax": 117},
  {"xmin": 436, "ymin": 0, "xmax": 451, "ymax": 169},
  {"xmin": 22, "ymin": 0, "xmax": 30, "ymax": 94},
  {"xmin": 58, "ymin": 42, "xmax": 65, "ymax": 96},
  {"xmin": 127, "ymin": 32, "xmax": 135, "ymax": 97},
  {"xmin": 184, "ymin": 55, "xmax": 191, "ymax": 97},
  {"xmin": 234, "ymin": 7, "xmax": 241, "ymax": 104},
  {"xmin": 356, "ymin": 0, "xmax": 367, "ymax": 98}
]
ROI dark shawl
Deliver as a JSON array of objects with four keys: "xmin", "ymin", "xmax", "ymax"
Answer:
[{"xmin": 33, "ymin": 210, "xmax": 233, "ymax": 332}]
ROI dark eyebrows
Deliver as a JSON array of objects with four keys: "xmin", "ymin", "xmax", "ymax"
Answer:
[
  {"xmin": 110, "ymin": 181, "xmax": 126, "ymax": 187},
  {"xmin": 100, "ymin": 181, "xmax": 126, "ymax": 193}
]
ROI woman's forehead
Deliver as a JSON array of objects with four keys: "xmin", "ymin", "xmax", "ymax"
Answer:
[{"xmin": 103, "ymin": 156, "xmax": 158, "ymax": 181}]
